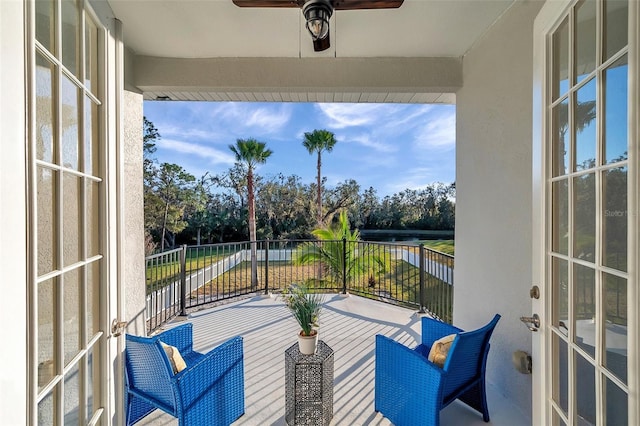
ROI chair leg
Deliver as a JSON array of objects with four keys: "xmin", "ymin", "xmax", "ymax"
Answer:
[
  {"xmin": 458, "ymin": 380, "xmax": 490, "ymax": 422},
  {"xmin": 126, "ymin": 394, "xmax": 157, "ymax": 426}
]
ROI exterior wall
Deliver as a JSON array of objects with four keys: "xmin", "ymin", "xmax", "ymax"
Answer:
[
  {"xmin": 455, "ymin": 0, "xmax": 543, "ymax": 418},
  {"xmin": 0, "ymin": 1, "xmax": 27, "ymax": 423},
  {"xmin": 122, "ymin": 90, "xmax": 147, "ymax": 335}
]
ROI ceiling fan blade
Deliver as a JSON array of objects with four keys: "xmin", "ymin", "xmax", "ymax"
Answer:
[
  {"xmin": 333, "ymin": 0, "xmax": 404, "ymax": 10},
  {"xmin": 313, "ymin": 35, "xmax": 331, "ymax": 52},
  {"xmin": 232, "ymin": 0, "xmax": 404, "ymax": 9},
  {"xmin": 232, "ymin": 0, "xmax": 302, "ymax": 8}
]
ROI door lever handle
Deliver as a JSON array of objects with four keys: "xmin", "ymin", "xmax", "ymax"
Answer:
[{"xmin": 520, "ymin": 314, "xmax": 540, "ymax": 332}]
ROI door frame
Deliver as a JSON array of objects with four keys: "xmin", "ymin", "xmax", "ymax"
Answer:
[{"xmin": 532, "ymin": 0, "xmax": 640, "ymax": 424}]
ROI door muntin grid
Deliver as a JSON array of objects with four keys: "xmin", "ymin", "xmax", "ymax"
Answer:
[
  {"xmin": 547, "ymin": 0, "xmax": 630, "ymax": 424},
  {"xmin": 32, "ymin": 0, "xmax": 106, "ymax": 424}
]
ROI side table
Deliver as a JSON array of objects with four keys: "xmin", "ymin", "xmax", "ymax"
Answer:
[{"xmin": 285, "ymin": 340, "xmax": 334, "ymax": 426}]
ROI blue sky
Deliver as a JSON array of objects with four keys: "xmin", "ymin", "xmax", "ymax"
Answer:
[{"xmin": 143, "ymin": 102, "xmax": 456, "ymax": 197}]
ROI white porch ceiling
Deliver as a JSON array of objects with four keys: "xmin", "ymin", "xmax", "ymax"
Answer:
[{"xmin": 107, "ymin": 0, "xmax": 517, "ymax": 102}]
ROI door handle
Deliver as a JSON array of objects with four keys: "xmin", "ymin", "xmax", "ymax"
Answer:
[{"xmin": 520, "ymin": 314, "xmax": 540, "ymax": 332}]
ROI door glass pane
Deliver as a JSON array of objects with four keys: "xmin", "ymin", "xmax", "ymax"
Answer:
[
  {"xmin": 64, "ymin": 268, "xmax": 81, "ymax": 366},
  {"xmin": 552, "ymin": 99, "xmax": 569, "ymax": 177},
  {"xmin": 87, "ymin": 260, "xmax": 101, "ymax": 339},
  {"xmin": 553, "ymin": 258, "xmax": 569, "ymax": 335},
  {"xmin": 36, "ymin": 53, "xmax": 55, "ymax": 163},
  {"xmin": 38, "ymin": 167, "xmax": 57, "ymax": 275},
  {"xmin": 574, "ymin": 79, "xmax": 597, "ymax": 171},
  {"xmin": 38, "ymin": 278, "xmax": 56, "ymax": 392},
  {"xmin": 573, "ymin": 173, "xmax": 595, "ymax": 262},
  {"xmin": 604, "ymin": 55, "xmax": 628, "ymax": 164},
  {"xmin": 603, "ymin": 167, "xmax": 627, "ymax": 271},
  {"xmin": 87, "ymin": 347, "xmax": 99, "ymax": 423},
  {"xmin": 61, "ymin": 0, "xmax": 79, "ymax": 77},
  {"xmin": 552, "ymin": 333, "xmax": 569, "ymax": 414},
  {"xmin": 84, "ymin": 98, "xmax": 99, "ymax": 175},
  {"xmin": 64, "ymin": 362, "xmax": 81, "ymax": 423},
  {"xmin": 575, "ymin": 0, "xmax": 596, "ymax": 82},
  {"xmin": 575, "ymin": 352, "xmax": 596, "ymax": 425},
  {"xmin": 552, "ymin": 180, "xmax": 569, "ymax": 254},
  {"xmin": 553, "ymin": 17, "xmax": 570, "ymax": 100},
  {"xmin": 35, "ymin": 0, "xmax": 55, "ymax": 52},
  {"xmin": 63, "ymin": 174, "xmax": 82, "ymax": 266},
  {"xmin": 85, "ymin": 16, "xmax": 98, "ymax": 94},
  {"xmin": 605, "ymin": 376, "xmax": 628, "ymax": 425},
  {"xmin": 604, "ymin": 0, "xmax": 628, "ymax": 61},
  {"xmin": 574, "ymin": 264, "xmax": 595, "ymax": 357},
  {"xmin": 61, "ymin": 75, "xmax": 79, "ymax": 170},
  {"xmin": 603, "ymin": 272, "xmax": 627, "ymax": 383},
  {"xmin": 86, "ymin": 179, "xmax": 100, "ymax": 257},
  {"xmin": 38, "ymin": 385, "xmax": 56, "ymax": 425},
  {"xmin": 551, "ymin": 409, "xmax": 567, "ymax": 426}
]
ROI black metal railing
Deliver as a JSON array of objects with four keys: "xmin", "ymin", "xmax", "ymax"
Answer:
[{"xmin": 145, "ymin": 239, "xmax": 454, "ymax": 333}]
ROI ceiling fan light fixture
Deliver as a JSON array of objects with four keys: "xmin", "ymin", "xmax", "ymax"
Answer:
[{"xmin": 303, "ymin": 0, "xmax": 333, "ymax": 41}]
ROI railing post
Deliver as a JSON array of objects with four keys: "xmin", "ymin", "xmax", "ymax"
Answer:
[
  {"xmin": 264, "ymin": 239, "xmax": 270, "ymax": 295},
  {"xmin": 342, "ymin": 237, "xmax": 347, "ymax": 295},
  {"xmin": 418, "ymin": 244, "xmax": 427, "ymax": 314},
  {"xmin": 180, "ymin": 244, "xmax": 187, "ymax": 316}
]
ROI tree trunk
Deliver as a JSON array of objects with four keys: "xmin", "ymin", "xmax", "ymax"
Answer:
[
  {"xmin": 316, "ymin": 152, "xmax": 322, "ymax": 226},
  {"xmin": 247, "ymin": 169, "xmax": 258, "ymax": 290},
  {"xmin": 196, "ymin": 227, "xmax": 201, "ymax": 246},
  {"xmin": 316, "ymin": 152, "xmax": 324, "ymax": 281},
  {"xmin": 161, "ymin": 202, "xmax": 169, "ymax": 251}
]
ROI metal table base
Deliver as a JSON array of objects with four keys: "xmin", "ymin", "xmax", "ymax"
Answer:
[{"xmin": 285, "ymin": 340, "xmax": 334, "ymax": 426}]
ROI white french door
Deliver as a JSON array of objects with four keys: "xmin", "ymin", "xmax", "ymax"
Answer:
[
  {"xmin": 28, "ymin": 0, "xmax": 116, "ymax": 424},
  {"xmin": 533, "ymin": 0, "xmax": 638, "ymax": 425}
]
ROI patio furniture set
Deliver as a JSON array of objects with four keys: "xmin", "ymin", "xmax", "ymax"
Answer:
[{"xmin": 124, "ymin": 314, "xmax": 500, "ymax": 426}]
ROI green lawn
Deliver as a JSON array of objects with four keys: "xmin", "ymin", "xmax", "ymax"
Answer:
[{"xmin": 420, "ymin": 239, "xmax": 454, "ymax": 255}]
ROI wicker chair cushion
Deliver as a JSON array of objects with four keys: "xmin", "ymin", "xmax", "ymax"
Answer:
[
  {"xmin": 427, "ymin": 334, "xmax": 456, "ymax": 368},
  {"xmin": 160, "ymin": 341, "xmax": 187, "ymax": 374}
]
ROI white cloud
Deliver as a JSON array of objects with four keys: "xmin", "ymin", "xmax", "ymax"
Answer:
[
  {"xmin": 345, "ymin": 134, "xmax": 396, "ymax": 153},
  {"xmin": 413, "ymin": 110, "xmax": 456, "ymax": 150},
  {"xmin": 157, "ymin": 138, "xmax": 236, "ymax": 165},
  {"xmin": 245, "ymin": 106, "xmax": 291, "ymax": 133},
  {"xmin": 316, "ymin": 104, "xmax": 401, "ymax": 129},
  {"xmin": 212, "ymin": 103, "xmax": 292, "ymax": 134},
  {"xmin": 159, "ymin": 124, "xmax": 225, "ymax": 142}
]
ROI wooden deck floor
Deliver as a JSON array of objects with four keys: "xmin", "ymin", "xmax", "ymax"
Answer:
[{"xmin": 138, "ymin": 294, "xmax": 530, "ymax": 425}]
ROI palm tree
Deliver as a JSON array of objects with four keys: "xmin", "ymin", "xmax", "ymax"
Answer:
[
  {"xmin": 294, "ymin": 211, "xmax": 388, "ymax": 292},
  {"xmin": 302, "ymin": 129, "xmax": 337, "ymax": 226},
  {"xmin": 229, "ymin": 138, "xmax": 273, "ymax": 290}
]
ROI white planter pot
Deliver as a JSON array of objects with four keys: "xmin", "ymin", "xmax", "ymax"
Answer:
[{"xmin": 298, "ymin": 331, "xmax": 318, "ymax": 355}]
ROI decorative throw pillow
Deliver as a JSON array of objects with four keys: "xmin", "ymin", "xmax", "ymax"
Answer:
[
  {"xmin": 160, "ymin": 341, "xmax": 187, "ymax": 374},
  {"xmin": 427, "ymin": 334, "xmax": 456, "ymax": 368}
]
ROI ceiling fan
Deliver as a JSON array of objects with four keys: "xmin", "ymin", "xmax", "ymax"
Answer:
[{"xmin": 232, "ymin": 0, "xmax": 404, "ymax": 52}]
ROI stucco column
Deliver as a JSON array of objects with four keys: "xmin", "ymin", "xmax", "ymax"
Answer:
[{"xmin": 122, "ymin": 90, "xmax": 147, "ymax": 335}]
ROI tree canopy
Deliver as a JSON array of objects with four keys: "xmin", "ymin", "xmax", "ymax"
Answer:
[{"xmin": 143, "ymin": 118, "xmax": 455, "ymax": 251}]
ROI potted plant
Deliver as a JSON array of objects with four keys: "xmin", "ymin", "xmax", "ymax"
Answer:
[{"xmin": 282, "ymin": 284, "xmax": 324, "ymax": 355}]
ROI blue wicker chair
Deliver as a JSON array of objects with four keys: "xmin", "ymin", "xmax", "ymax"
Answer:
[
  {"xmin": 375, "ymin": 314, "xmax": 500, "ymax": 426},
  {"xmin": 125, "ymin": 323, "xmax": 244, "ymax": 426}
]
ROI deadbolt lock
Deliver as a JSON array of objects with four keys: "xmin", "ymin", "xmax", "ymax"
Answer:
[{"xmin": 529, "ymin": 285, "xmax": 540, "ymax": 299}]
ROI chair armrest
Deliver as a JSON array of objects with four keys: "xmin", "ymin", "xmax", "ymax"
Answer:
[
  {"xmin": 156, "ymin": 323, "xmax": 193, "ymax": 355},
  {"xmin": 421, "ymin": 317, "xmax": 462, "ymax": 348},
  {"xmin": 375, "ymin": 335, "xmax": 445, "ymax": 425},
  {"xmin": 174, "ymin": 336, "xmax": 244, "ymax": 421}
]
